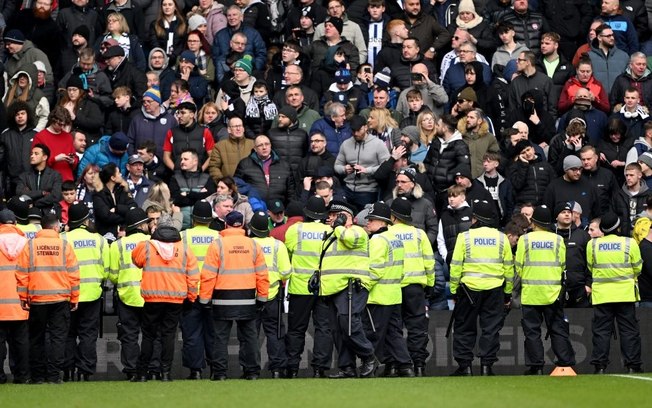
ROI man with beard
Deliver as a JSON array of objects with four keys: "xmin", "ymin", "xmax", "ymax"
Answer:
[
  {"xmin": 544, "ymin": 155, "xmax": 602, "ymax": 228},
  {"xmin": 103, "ymin": 46, "xmax": 147, "ymax": 105},
  {"xmin": 388, "ymin": 37, "xmax": 437, "ymax": 91},
  {"xmin": 7, "ymin": 0, "xmax": 63, "ymax": 70},
  {"xmin": 599, "ymin": 0, "xmax": 639, "ymax": 55},
  {"xmin": 613, "ymin": 163, "xmax": 652, "ymax": 237},
  {"xmin": 272, "ymin": 67, "xmax": 320, "ymax": 112},
  {"xmin": 374, "ymin": 19, "xmax": 408, "ymax": 74},
  {"xmin": 535, "ymin": 32, "xmax": 574, "ymax": 111},
  {"xmin": 360, "ymin": 87, "xmax": 403, "ymax": 124},
  {"xmin": 461, "ymin": 109, "xmax": 500, "ymax": 179},
  {"xmin": 588, "ymin": 24, "xmax": 629, "ymax": 94},
  {"xmin": 56, "ymin": 0, "xmax": 103, "ymax": 49},
  {"xmin": 402, "ymin": 0, "xmax": 450, "ymax": 61},
  {"xmin": 58, "ymin": 25, "xmax": 92, "ymax": 80},
  {"xmin": 58, "ymin": 48, "xmax": 113, "ymax": 111},
  {"xmin": 396, "ymin": 63, "xmax": 447, "ymax": 118},
  {"xmin": 297, "ymin": 132, "xmax": 336, "ymax": 198},
  {"xmin": 169, "ymin": 149, "xmax": 217, "ymax": 230}
]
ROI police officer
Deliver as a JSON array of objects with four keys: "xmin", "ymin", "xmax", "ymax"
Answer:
[
  {"xmin": 321, "ymin": 200, "xmax": 377, "ymax": 379},
  {"xmin": 131, "ymin": 215, "xmax": 200, "ymax": 382},
  {"xmin": 16, "ymin": 213, "xmax": 80, "ymax": 384},
  {"xmin": 389, "ymin": 197, "xmax": 435, "ymax": 377},
  {"xmin": 179, "ymin": 200, "xmax": 221, "ymax": 380},
  {"xmin": 60, "ymin": 204, "xmax": 110, "ymax": 381},
  {"xmin": 200, "ymin": 211, "xmax": 269, "ymax": 381},
  {"xmin": 0, "ymin": 209, "xmax": 30, "ymax": 384},
  {"xmin": 364, "ymin": 202, "xmax": 414, "ymax": 377},
  {"xmin": 284, "ymin": 195, "xmax": 333, "ymax": 378},
  {"xmin": 108, "ymin": 208, "xmax": 150, "ymax": 381},
  {"xmin": 449, "ymin": 200, "xmax": 514, "ymax": 376},
  {"xmin": 587, "ymin": 212, "xmax": 644, "ymax": 374},
  {"xmin": 249, "ymin": 211, "xmax": 292, "ymax": 378},
  {"xmin": 7, "ymin": 196, "xmax": 40, "ymax": 239},
  {"xmin": 515, "ymin": 205, "xmax": 575, "ymax": 376}
]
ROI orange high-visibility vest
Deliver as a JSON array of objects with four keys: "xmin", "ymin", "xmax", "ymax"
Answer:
[
  {"xmin": 16, "ymin": 229, "xmax": 80, "ymax": 304},
  {"xmin": 0, "ymin": 225, "xmax": 29, "ymax": 321},
  {"xmin": 131, "ymin": 239, "xmax": 199, "ymax": 304}
]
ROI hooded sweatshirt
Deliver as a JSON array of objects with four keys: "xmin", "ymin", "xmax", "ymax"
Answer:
[{"xmin": 0, "ymin": 224, "xmax": 29, "ymax": 320}]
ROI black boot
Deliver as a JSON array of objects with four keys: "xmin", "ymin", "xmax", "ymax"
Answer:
[
  {"xmin": 414, "ymin": 365, "xmax": 426, "ymax": 377},
  {"xmin": 160, "ymin": 372, "xmax": 173, "ymax": 382},
  {"xmin": 359, "ymin": 357, "xmax": 378, "ymax": 378},
  {"xmin": 381, "ymin": 364, "xmax": 398, "ymax": 377},
  {"xmin": 524, "ymin": 367, "xmax": 543, "ymax": 376},
  {"xmin": 481, "ymin": 365, "xmax": 494, "ymax": 376},
  {"xmin": 77, "ymin": 372, "xmax": 91, "ymax": 381},
  {"xmin": 131, "ymin": 375, "xmax": 148, "ymax": 382},
  {"xmin": 328, "ymin": 367, "xmax": 357, "ymax": 378},
  {"xmin": 450, "ymin": 366, "xmax": 473, "ymax": 376},
  {"xmin": 627, "ymin": 366, "xmax": 644, "ymax": 374},
  {"xmin": 187, "ymin": 370, "xmax": 202, "ymax": 380},
  {"xmin": 285, "ymin": 368, "xmax": 298, "ymax": 379},
  {"xmin": 594, "ymin": 366, "xmax": 606, "ymax": 375},
  {"xmin": 397, "ymin": 367, "xmax": 416, "ymax": 377},
  {"xmin": 62, "ymin": 369, "xmax": 73, "ymax": 382},
  {"xmin": 271, "ymin": 370, "xmax": 283, "ymax": 379}
]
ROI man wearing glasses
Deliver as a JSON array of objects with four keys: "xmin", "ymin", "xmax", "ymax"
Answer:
[
  {"xmin": 508, "ymin": 50, "xmax": 554, "ymax": 117},
  {"xmin": 588, "ymin": 23, "xmax": 629, "ymax": 94}
]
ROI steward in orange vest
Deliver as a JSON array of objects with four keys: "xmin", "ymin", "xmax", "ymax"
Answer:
[
  {"xmin": 131, "ymin": 214, "xmax": 199, "ymax": 382},
  {"xmin": 0, "ymin": 210, "xmax": 30, "ymax": 384},
  {"xmin": 199, "ymin": 210, "xmax": 269, "ymax": 380},
  {"xmin": 16, "ymin": 213, "xmax": 80, "ymax": 384}
]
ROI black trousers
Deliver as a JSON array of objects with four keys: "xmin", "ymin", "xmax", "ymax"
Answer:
[
  {"xmin": 401, "ymin": 284, "xmax": 429, "ymax": 366},
  {"xmin": 285, "ymin": 294, "xmax": 332, "ymax": 370},
  {"xmin": 65, "ymin": 298, "xmax": 101, "ymax": 374},
  {"xmin": 0, "ymin": 320, "xmax": 29, "ymax": 382},
  {"xmin": 180, "ymin": 300, "xmax": 215, "ymax": 371},
  {"xmin": 564, "ymin": 286, "xmax": 591, "ymax": 308},
  {"xmin": 212, "ymin": 318, "xmax": 260, "ymax": 377},
  {"xmin": 28, "ymin": 302, "xmax": 70, "ymax": 382},
  {"xmin": 364, "ymin": 304, "xmax": 412, "ymax": 367},
  {"xmin": 591, "ymin": 302, "xmax": 642, "ymax": 369},
  {"xmin": 256, "ymin": 295, "xmax": 287, "ymax": 371},
  {"xmin": 453, "ymin": 286, "xmax": 504, "ymax": 367},
  {"xmin": 136, "ymin": 302, "xmax": 182, "ymax": 376},
  {"xmin": 521, "ymin": 303, "xmax": 576, "ymax": 368},
  {"xmin": 116, "ymin": 299, "xmax": 142, "ymax": 375},
  {"xmin": 328, "ymin": 287, "xmax": 374, "ymax": 369}
]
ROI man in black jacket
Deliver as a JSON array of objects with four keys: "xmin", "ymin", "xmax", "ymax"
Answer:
[
  {"xmin": 103, "ymin": 45, "xmax": 147, "ymax": 103},
  {"xmin": 235, "ymin": 135, "xmax": 296, "ymax": 205},
  {"xmin": 613, "ymin": 163, "xmax": 652, "ymax": 236},
  {"xmin": 0, "ymin": 101, "xmax": 36, "ymax": 198},
  {"xmin": 15, "ymin": 143, "xmax": 62, "ymax": 213},
  {"xmin": 93, "ymin": 162, "xmax": 137, "ymax": 241},
  {"xmin": 169, "ymin": 149, "xmax": 217, "ymax": 230},
  {"xmin": 553, "ymin": 202, "xmax": 591, "ymax": 308},
  {"xmin": 268, "ymin": 105, "xmax": 308, "ymax": 188},
  {"xmin": 580, "ymin": 145, "xmax": 618, "ymax": 215}
]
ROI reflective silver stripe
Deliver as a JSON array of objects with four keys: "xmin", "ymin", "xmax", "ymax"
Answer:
[
  {"xmin": 203, "ymin": 264, "xmax": 219, "ymax": 273},
  {"xmin": 117, "ymin": 281, "xmax": 141, "ymax": 288},
  {"xmin": 522, "ymin": 279, "xmax": 560, "ymax": 285},
  {"xmin": 462, "ymin": 272, "xmax": 502, "ymax": 279},
  {"xmin": 450, "ymin": 277, "xmax": 460, "ymax": 283},
  {"xmin": 0, "ymin": 265, "xmax": 17, "ymax": 271},
  {"xmin": 450, "ymin": 259, "xmax": 463, "ymax": 266},
  {"xmin": 526, "ymin": 261, "xmax": 563, "ymax": 267},
  {"xmin": 464, "ymin": 231, "xmax": 471, "ymax": 259},
  {"xmin": 220, "ymin": 267, "xmax": 256, "ymax": 275},
  {"xmin": 378, "ymin": 278, "xmax": 402, "ymax": 284},
  {"xmin": 71, "ymin": 285, "xmax": 80, "ymax": 291},
  {"xmin": 28, "ymin": 240, "xmax": 34, "ymax": 272},
  {"xmin": 404, "ymin": 253, "xmax": 426, "ymax": 259},
  {"xmin": 321, "ymin": 268, "xmax": 370, "ymax": 276},
  {"xmin": 270, "ymin": 281, "xmax": 279, "ymax": 289},
  {"xmin": 80, "ymin": 277, "xmax": 103, "ymax": 283},
  {"xmin": 593, "ymin": 263, "xmax": 634, "ymax": 269},
  {"xmin": 291, "ymin": 268, "xmax": 314, "ymax": 275},
  {"xmin": 256, "ymin": 296, "xmax": 267, "ymax": 302},
  {"xmin": 17, "ymin": 287, "xmax": 28, "ymax": 293},
  {"xmin": 593, "ymin": 275, "xmax": 635, "ymax": 283},
  {"xmin": 141, "ymin": 290, "xmax": 187, "ymax": 297},
  {"xmin": 404, "ymin": 271, "xmax": 426, "ymax": 277},
  {"xmin": 624, "ymin": 239, "xmax": 630, "ymax": 265},
  {"xmin": 0, "ymin": 299, "xmax": 21, "ymax": 304},
  {"xmin": 26, "ymin": 266, "xmax": 70, "ymax": 273},
  {"xmin": 329, "ymin": 250, "xmax": 367, "ymax": 258},
  {"xmin": 29, "ymin": 289, "xmax": 72, "ymax": 295},
  {"xmin": 465, "ymin": 257, "xmax": 503, "ymax": 264},
  {"xmin": 211, "ymin": 299, "xmax": 256, "ymax": 305},
  {"xmin": 293, "ymin": 250, "xmax": 320, "ymax": 257}
]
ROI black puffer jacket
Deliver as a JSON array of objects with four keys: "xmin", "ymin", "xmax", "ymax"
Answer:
[
  {"xmin": 15, "ymin": 167, "xmax": 62, "ymax": 210},
  {"xmin": 553, "ymin": 225, "xmax": 591, "ymax": 290},
  {"xmin": 497, "ymin": 9, "xmax": 548, "ymax": 53},
  {"xmin": 0, "ymin": 127, "xmax": 36, "ymax": 196},
  {"xmin": 386, "ymin": 184, "xmax": 438, "ymax": 246},
  {"xmin": 235, "ymin": 150, "xmax": 297, "ymax": 205},
  {"xmin": 423, "ymin": 132, "xmax": 471, "ymax": 192},
  {"xmin": 70, "ymin": 98, "xmax": 105, "ymax": 145},
  {"xmin": 506, "ymin": 154, "xmax": 555, "ymax": 206},
  {"xmin": 268, "ymin": 123, "xmax": 308, "ymax": 183},
  {"xmin": 439, "ymin": 203, "xmax": 473, "ymax": 264}
]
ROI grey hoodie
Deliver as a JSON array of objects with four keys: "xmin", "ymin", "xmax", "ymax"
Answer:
[{"xmin": 334, "ymin": 134, "xmax": 390, "ymax": 192}]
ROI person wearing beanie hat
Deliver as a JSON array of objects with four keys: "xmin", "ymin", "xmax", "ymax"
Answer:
[
  {"xmin": 544, "ymin": 152, "xmax": 600, "ymax": 228},
  {"xmin": 4, "ymin": 29, "xmax": 25, "ymax": 45},
  {"xmin": 311, "ymin": 0, "xmax": 368, "ymax": 63},
  {"xmin": 283, "ymin": 194, "xmax": 334, "ymax": 378},
  {"xmin": 59, "ymin": 201, "xmax": 111, "ymax": 381},
  {"xmin": 399, "ymin": 125, "xmax": 428, "ymax": 164},
  {"xmin": 586, "ymin": 210, "xmax": 643, "ymax": 375},
  {"xmin": 66, "ymin": 74, "xmax": 86, "ymax": 91},
  {"xmin": 385, "ymin": 194, "xmax": 435, "ymax": 376},
  {"xmin": 310, "ymin": 10, "xmax": 367, "ymax": 71},
  {"xmin": 143, "ymin": 87, "xmax": 162, "ymax": 105},
  {"xmin": 278, "ymin": 105, "xmax": 298, "ymax": 124},
  {"xmin": 457, "ymin": 87, "xmax": 478, "ymax": 104},
  {"xmin": 325, "ymin": 16, "xmax": 344, "ymax": 36},
  {"xmin": 72, "ymin": 25, "xmax": 91, "ymax": 46},
  {"xmin": 515, "ymin": 203, "xmax": 576, "ymax": 376},
  {"xmin": 176, "ymin": 198, "xmax": 222, "ymax": 380},
  {"xmin": 247, "ymin": 209, "xmax": 291, "ymax": 378},
  {"xmin": 234, "ymin": 55, "xmax": 254, "ymax": 76},
  {"xmin": 270, "ymin": 200, "xmax": 304, "ymax": 242},
  {"xmin": 188, "ymin": 14, "xmax": 208, "ymax": 32},
  {"xmin": 449, "ymin": 198, "xmax": 514, "ymax": 377},
  {"xmin": 363, "ymin": 200, "xmax": 415, "ymax": 377},
  {"xmin": 199, "ymin": 207, "xmax": 269, "ymax": 381}
]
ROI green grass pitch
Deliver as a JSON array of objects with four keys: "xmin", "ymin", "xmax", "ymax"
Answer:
[{"xmin": 2, "ymin": 375, "xmax": 652, "ymax": 408}]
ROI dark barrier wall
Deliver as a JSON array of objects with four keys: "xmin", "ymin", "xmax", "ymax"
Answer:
[{"xmin": 6, "ymin": 309, "xmax": 651, "ymax": 379}]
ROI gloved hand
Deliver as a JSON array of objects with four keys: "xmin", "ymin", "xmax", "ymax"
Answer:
[
  {"xmin": 332, "ymin": 213, "xmax": 347, "ymax": 228},
  {"xmin": 256, "ymin": 300, "xmax": 266, "ymax": 312},
  {"xmin": 308, "ymin": 271, "xmax": 320, "ymax": 294},
  {"xmin": 504, "ymin": 294, "xmax": 512, "ymax": 312},
  {"xmin": 424, "ymin": 286, "xmax": 435, "ymax": 300}
]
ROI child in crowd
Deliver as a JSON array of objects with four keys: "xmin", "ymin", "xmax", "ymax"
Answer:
[{"xmin": 59, "ymin": 180, "xmax": 77, "ymax": 227}]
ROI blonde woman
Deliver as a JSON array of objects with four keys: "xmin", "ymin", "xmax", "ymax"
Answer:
[
  {"xmin": 141, "ymin": 181, "xmax": 183, "ymax": 230},
  {"xmin": 417, "ymin": 110, "xmax": 437, "ymax": 147},
  {"xmin": 366, "ymin": 107, "xmax": 401, "ymax": 150},
  {"xmin": 99, "ymin": 12, "xmax": 147, "ymax": 71}
]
